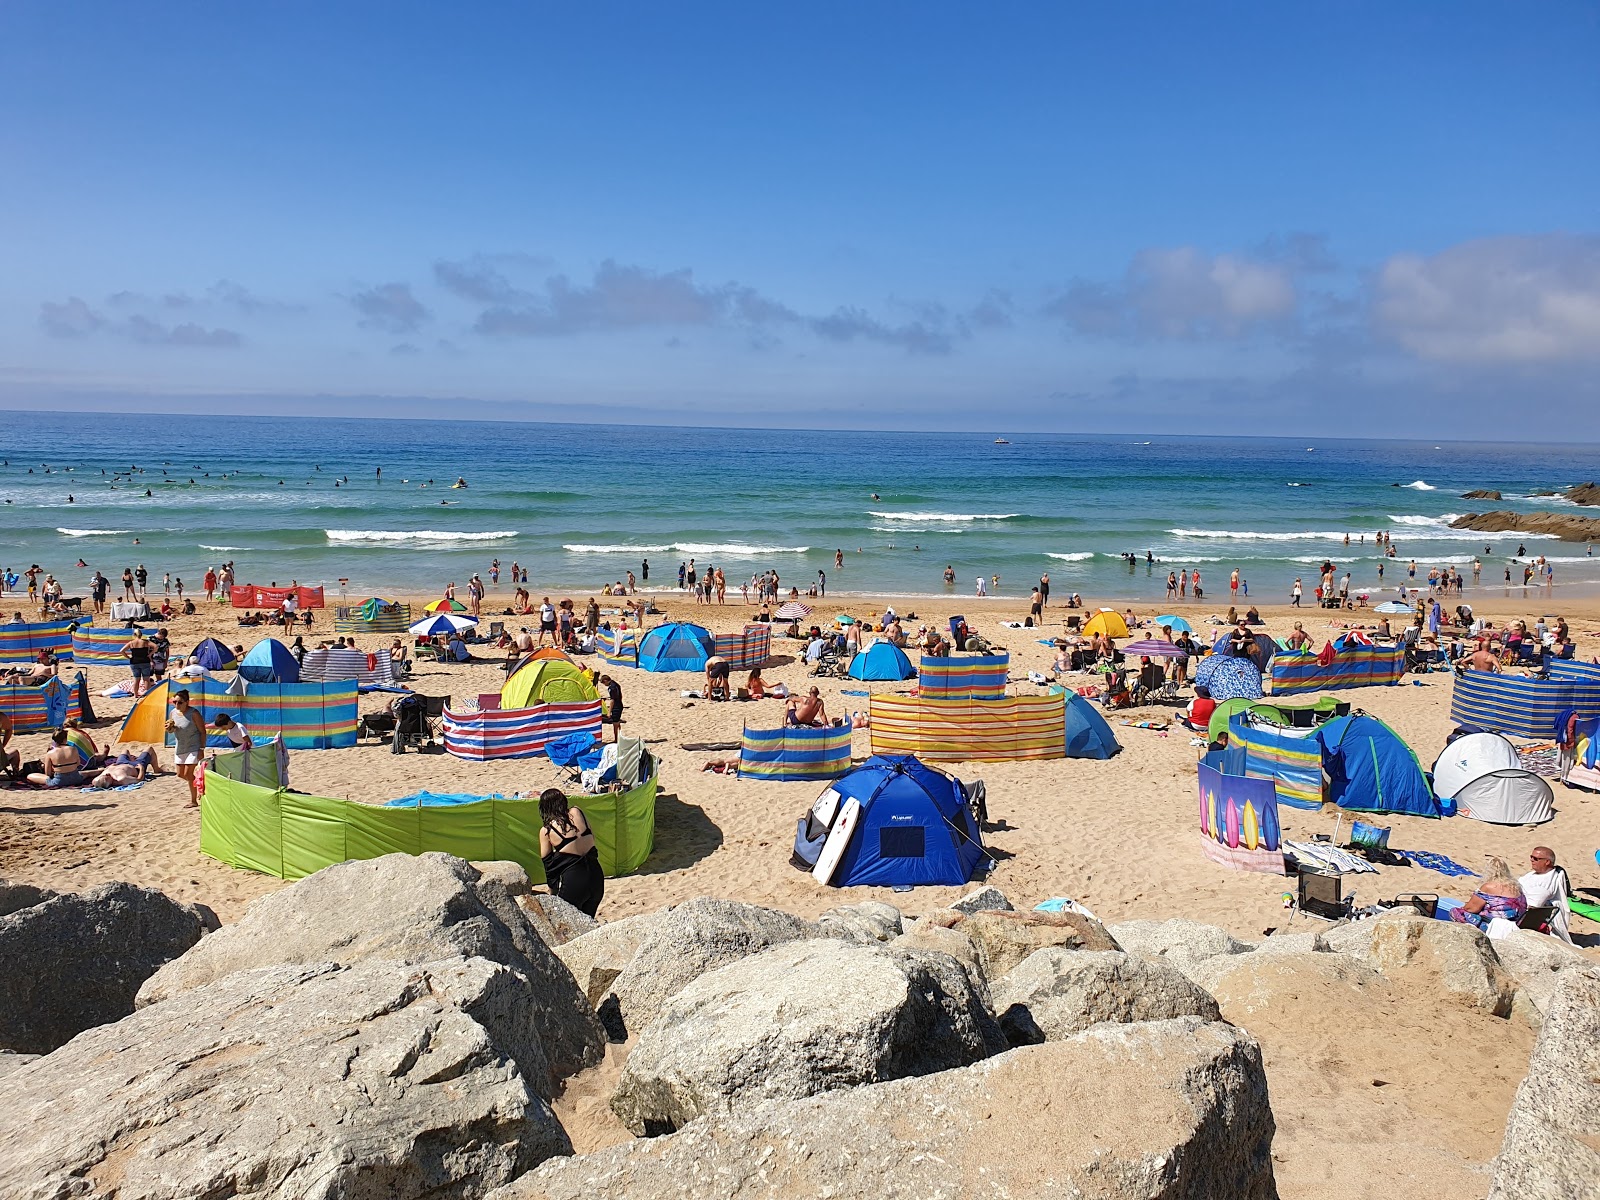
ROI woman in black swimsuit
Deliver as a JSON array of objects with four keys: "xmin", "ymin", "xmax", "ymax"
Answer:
[{"xmin": 538, "ymin": 787, "xmax": 604, "ymax": 917}]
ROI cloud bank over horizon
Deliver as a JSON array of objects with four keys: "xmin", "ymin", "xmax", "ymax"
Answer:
[{"xmin": 1, "ymin": 6, "xmax": 1595, "ymax": 434}]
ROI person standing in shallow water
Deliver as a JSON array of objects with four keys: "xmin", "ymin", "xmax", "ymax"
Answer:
[{"xmin": 539, "ymin": 788, "xmax": 604, "ymax": 917}]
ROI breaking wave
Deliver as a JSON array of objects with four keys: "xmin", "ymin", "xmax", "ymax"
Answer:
[
  {"xmin": 326, "ymin": 529, "xmax": 518, "ymax": 543},
  {"xmin": 869, "ymin": 512, "xmax": 1020, "ymax": 522}
]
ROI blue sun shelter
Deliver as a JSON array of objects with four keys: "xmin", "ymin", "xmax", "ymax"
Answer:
[
  {"xmin": 1064, "ymin": 692, "xmax": 1121, "ymax": 759},
  {"xmin": 238, "ymin": 638, "xmax": 301, "ymax": 684},
  {"xmin": 1316, "ymin": 714, "xmax": 1448, "ymax": 818},
  {"xmin": 189, "ymin": 638, "xmax": 238, "ymax": 672},
  {"xmin": 636, "ymin": 621, "xmax": 714, "ymax": 672},
  {"xmin": 846, "ymin": 641, "xmax": 916, "ymax": 681},
  {"xmin": 793, "ymin": 754, "xmax": 987, "ymax": 887}
]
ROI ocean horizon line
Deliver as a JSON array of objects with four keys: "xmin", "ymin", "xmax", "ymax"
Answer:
[{"xmin": 3, "ymin": 402, "xmax": 1598, "ymax": 448}]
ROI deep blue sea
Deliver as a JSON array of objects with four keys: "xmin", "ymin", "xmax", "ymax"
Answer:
[{"xmin": 2, "ymin": 410, "xmax": 1595, "ymax": 603}]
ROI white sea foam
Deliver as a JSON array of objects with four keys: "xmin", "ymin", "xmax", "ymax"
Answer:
[
  {"xmin": 1169, "ymin": 528, "xmax": 1351, "ymax": 542},
  {"xmin": 672, "ymin": 543, "xmax": 810, "ymax": 555},
  {"xmin": 563, "ymin": 544, "xmax": 672, "ymax": 554},
  {"xmin": 326, "ymin": 529, "xmax": 518, "ymax": 543},
  {"xmin": 199, "ymin": 545, "xmax": 249, "ymax": 551},
  {"xmin": 1045, "ymin": 552, "xmax": 1094, "ymax": 561},
  {"xmin": 1402, "ymin": 480, "xmax": 1437, "ymax": 491},
  {"xmin": 57, "ymin": 528, "xmax": 132, "ymax": 537},
  {"xmin": 1386, "ymin": 514, "xmax": 1462, "ymax": 527},
  {"xmin": 869, "ymin": 511, "xmax": 1020, "ymax": 522}
]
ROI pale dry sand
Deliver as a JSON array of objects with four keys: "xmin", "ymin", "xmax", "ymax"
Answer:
[{"xmin": 3, "ymin": 582, "xmax": 1597, "ymax": 1199}]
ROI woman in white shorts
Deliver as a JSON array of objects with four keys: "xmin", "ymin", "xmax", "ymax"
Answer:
[{"xmin": 166, "ymin": 688, "xmax": 205, "ymax": 808}]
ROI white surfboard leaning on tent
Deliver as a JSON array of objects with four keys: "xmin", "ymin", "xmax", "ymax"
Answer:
[{"xmin": 812, "ymin": 796, "xmax": 861, "ymax": 885}]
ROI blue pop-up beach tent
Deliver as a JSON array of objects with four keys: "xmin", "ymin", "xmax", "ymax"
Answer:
[
  {"xmin": 238, "ymin": 638, "xmax": 300, "ymax": 684},
  {"xmin": 793, "ymin": 754, "xmax": 986, "ymax": 888},
  {"xmin": 189, "ymin": 637, "xmax": 238, "ymax": 671},
  {"xmin": 637, "ymin": 621, "xmax": 714, "ymax": 672},
  {"xmin": 1316, "ymin": 714, "xmax": 1447, "ymax": 818},
  {"xmin": 846, "ymin": 642, "xmax": 916, "ymax": 681},
  {"xmin": 1064, "ymin": 692, "xmax": 1121, "ymax": 759}
]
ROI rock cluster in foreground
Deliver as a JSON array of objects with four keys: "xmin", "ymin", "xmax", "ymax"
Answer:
[{"xmin": 0, "ymin": 862, "xmax": 1585, "ymax": 1199}]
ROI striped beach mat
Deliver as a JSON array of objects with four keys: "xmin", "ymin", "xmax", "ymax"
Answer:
[
  {"xmin": 300, "ymin": 646, "xmax": 395, "ymax": 688},
  {"xmin": 0, "ymin": 618, "xmax": 76, "ymax": 663},
  {"xmin": 443, "ymin": 701, "xmax": 603, "ymax": 761},
  {"xmin": 70, "ymin": 626, "xmax": 134, "ymax": 665},
  {"xmin": 1450, "ymin": 659, "xmax": 1600, "ymax": 740},
  {"xmin": 712, "ymin": 624, "xmax": 773, "ymax": 670},
  {"xmin": 868, "ymin": 694, "xmax": 1066, "ymax": 761},
  {"xmin": 917, "ymin": 653, "xmax": 1009, "ymax": 700},
  {"xmin": 737, "ymin": 721, "xmax": 853, "ymax": 780}
]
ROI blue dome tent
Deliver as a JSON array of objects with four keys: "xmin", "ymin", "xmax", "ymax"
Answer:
[
  {"xmin": 238, "ymin": 638, "xmax": 300, "ymax": 684},
  {"xmin": 636, "ymin": 622, "xmax": 714, "ymax": 672},
  {"xmin": 189, "ymin": 637, "xmax": 238, "ymax": 672},
  {"xmin": 846, "ymin": 642, "xmax": 916, "ymax": 681},
  {"xmin": 1316, "ymin": 714, "xmax": 1448, "ymax": 818},
  {"xmin": 1064, "ymin": 692, "xmax": 1121, "ymax": 759},
  {"xmin": 792, "ymin": 754, "xmax": 987, "ymax": 888}
]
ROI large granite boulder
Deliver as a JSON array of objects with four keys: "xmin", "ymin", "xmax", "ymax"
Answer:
[
  {"xmin": 1367, "ymin": 912, "xmax": 1515, "ymax": 1016},
  {"xmin": 0, "ymin": 880, "xmax": 214, "ymax": 1054},
  {"xmin": 0, "ymin": 957, "xmax": 572, "ymax": 1199},
  {"xmin": 0, "ymin": 1052, "xmax": 38, "ymax": 1079},
  {"xmin": 813, "ymin": 900, "xmax": 904, "ymax": 943},
  {"xmin": 1108, "ymin": 917, "xmax": 1254, "ymax": 982},
  {"xmin": 554, "ymin": 911, "xmax": 667, "ymax": 1010},
  {"xmin": 490, "ymin": 1018, "xmax": 1278, "ymax": 1200},
  {"xmin": 991, "ymin": 948, "xmax": 1221, "ymax": 1044},
  {"xmin": 611, "ymin": 939, "xmax": 1005, "ymax": 1135},
  {"xmin": 892, "ymin": 917, "xmax": 991, "ymax": 1001},
  {"xmin": 528, "ymin": 894, "xmax": 601, "ymax": 945},
  {"xmin": 581, "ymin": 897, "xmax": 815, "ymax": 1039},
  {"xmin": 948, "ymin": 884, "xmax": 1014, "ymax": 914},
  {"xmin": 1488, "ymin": 968, "xmax": 1600, "ymax": 1199},
  {"xmin": 137, "ymin": 853, "xmax": 604, "ymax": 1092},
  {"xmin": 956, "ymin": 908, "xmax": 1120, "ymax": 978},
  {"xmin": 1490, "ymin": 928, "xmax": 1590, "ymax": 1028}
]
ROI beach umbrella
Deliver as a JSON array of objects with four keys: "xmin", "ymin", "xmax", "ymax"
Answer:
[
  {"xmin": 1121, "ymin": 639, "xmax": 1186, "ymax": 658},
  {"xmin": 1152, "ymin": 614, "xmax": 1192, "ymax": 633},
  {"xmin": 409, "ymin": 613, "xmax": 478, "ymax": 637},
  {"xmin": 835, "ymin": 614, "xmax": 856, "ymax": 625},
  {"xmin": 424, "ymin": 597, "xmax": 468, "ymax": 614},
  {"xmin": 1374, "ymin": 601, "xmax": 1413, "ymax": 614},
  {"xmin": 1082, "ymin": 609, "xmax": 1129, "ymax": 639},
  {"xmin": 1192, "ymin": 653, "xmax": 1264, "ymax": 701},
  {"xmin": 775, "ymin": 601, "xmax": 813, "ymax": 620}
]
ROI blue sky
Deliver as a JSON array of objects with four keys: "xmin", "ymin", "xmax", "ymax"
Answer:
[{"xmin": 2, "ymin": 3, "xmax": 1597, "ymax": 433}]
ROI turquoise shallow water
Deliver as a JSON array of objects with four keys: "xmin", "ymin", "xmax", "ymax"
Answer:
[{"xmin": 1, "ymin": 410, "xmax": 1595, "ymax": 603}]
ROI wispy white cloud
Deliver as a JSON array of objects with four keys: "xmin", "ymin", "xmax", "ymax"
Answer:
[
  {"xmin": 1045, "ymin": 245, "xmax": 1302, "ymax": 339},
  {"xmin": 1374, "ymin": 234, "xmax": 1600, "ymax": 363}
]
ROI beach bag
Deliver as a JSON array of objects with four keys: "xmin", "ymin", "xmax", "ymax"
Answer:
[{"xmin": 1348, "ymin": 820, "xmax": 1390, "ymax": 850}]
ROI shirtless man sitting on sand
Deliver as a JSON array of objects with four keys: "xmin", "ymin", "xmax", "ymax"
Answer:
[
  {"xmin": 1461, "ymin": 643, "xmax": 1502, "ymax": 673},
  {"xmin": 787, "ymin": 686, "xmax": 827, "ymax": 727}
]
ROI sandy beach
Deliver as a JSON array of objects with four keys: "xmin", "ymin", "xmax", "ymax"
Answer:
[{"xmin": 4, "ymin": 582, "xmax": 1597, "ymax": 1199}]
